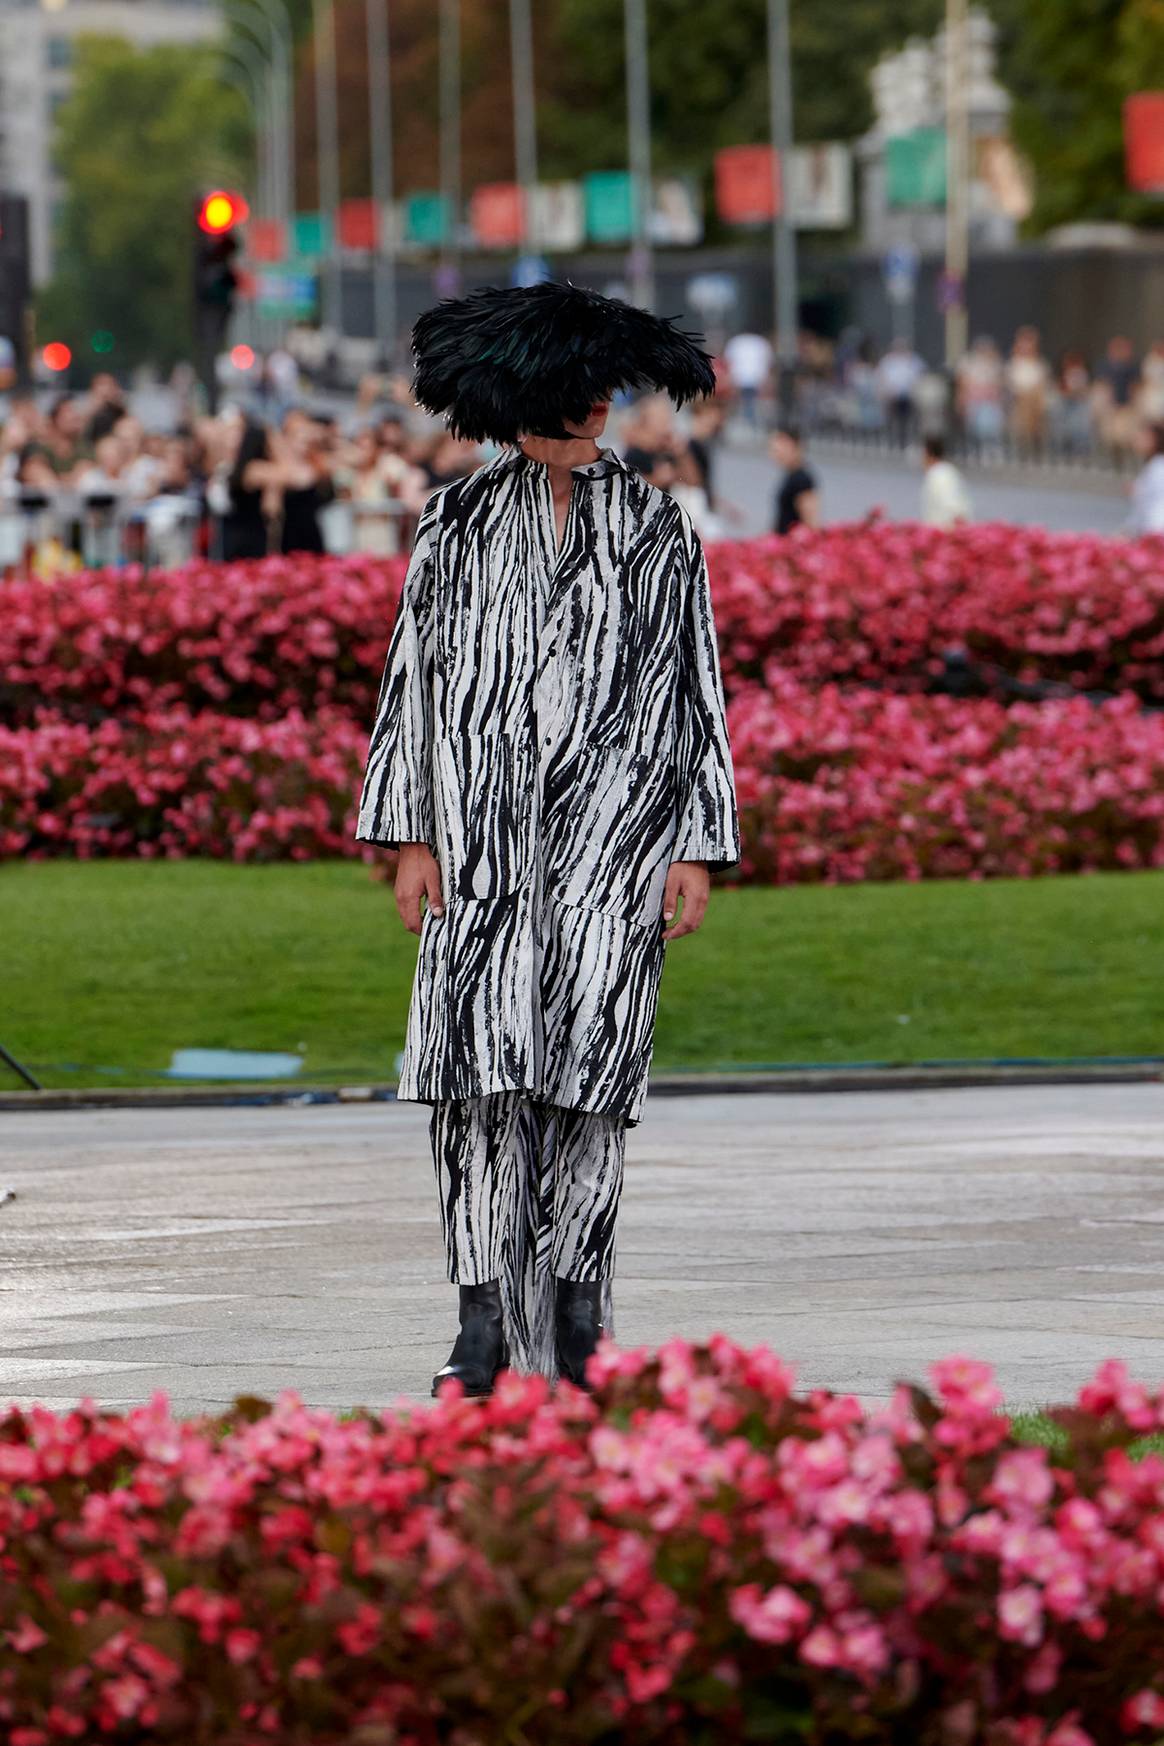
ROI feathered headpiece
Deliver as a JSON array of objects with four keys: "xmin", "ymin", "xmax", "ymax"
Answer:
[{"xmin": 411, "ymin": 280, "xmax": 716, "ymax": 443}]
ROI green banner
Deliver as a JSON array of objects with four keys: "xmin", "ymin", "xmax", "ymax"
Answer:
[
  {"xmin": 886, "ymin": 128, "xmax": 947, "ymax": 207},
  {"xmin": 291, "ymin": 213, "xmax": 332, "ymax": 259},
  {"xmin": 406, "ymin": 192, "xmax": 451, "ymax": 246},
  {"xmin": 255, "ymin": 268, "xmax": 317, "ymax": 319},
  {"xmin": 583, "ymin": 171, "xmax": 635, "ymax": 243}
]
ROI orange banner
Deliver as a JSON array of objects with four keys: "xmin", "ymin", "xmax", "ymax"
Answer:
[
  {"xmin": 1125, "ymin": 93, "xmax": 1164, "ymax": 193},
  {"xmin": 338, "ymin": 199, "xmax": 380, "ymax": 250},
  {"xmin": 469, "ymin": 182, "xmax": 525, "ymax": 248},
  {"xmin": 714, "ymin": 145, "xmax": 781, "ymax": 225}
]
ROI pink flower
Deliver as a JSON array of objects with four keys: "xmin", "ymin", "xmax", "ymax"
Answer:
[
  {"xmin": 7, "ymin": 1616, "xmax": 48, "ymax": 1654},
  {"xmin": 992, "ymin": 1447, "xmax": 1055, "ymax": 1513},
  {"xmin": 729, "ymin": 1583, "xmax": 811, "ymax": 1645},
  {"xmin": 224, "ymin": 1628, "xmax": 262, "ymax": 1665},
  {"xmin": 998, "ymin": 1584, "xmax": 1044, "ymax": 1647}
]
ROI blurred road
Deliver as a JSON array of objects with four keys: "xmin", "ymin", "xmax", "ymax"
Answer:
[
  {"xmin": 717, "ymin": 442, "xmax": 1132, "ymax": 538},
  {"xmin": 4, "ymin": 1083, "xmax": 1163, "ymax": 1416}
]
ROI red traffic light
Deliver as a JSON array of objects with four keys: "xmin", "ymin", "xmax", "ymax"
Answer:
[
  {"xmin": 197, "ymin": 190, "xmax": 249, "ymax": 235},
  {"xmin": 42, "ymin": 341, "xmax": 72, "ymax": 373}
]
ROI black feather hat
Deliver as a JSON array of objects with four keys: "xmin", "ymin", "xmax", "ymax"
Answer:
[{"xmin": 411, "ymin": 280, "xmax": 716, "ymax": 443}]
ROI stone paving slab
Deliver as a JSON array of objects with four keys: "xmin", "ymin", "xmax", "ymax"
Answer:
[{"xmin": 2, "ymin": 1084, "xmax": 1163, "ymax": 1414}]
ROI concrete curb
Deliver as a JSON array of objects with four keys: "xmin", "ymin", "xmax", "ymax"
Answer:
[{"xmin": 2, "ymin": 1063, "xmax": 1161, "ymax": 1113}]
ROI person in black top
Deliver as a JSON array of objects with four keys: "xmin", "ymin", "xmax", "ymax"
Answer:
[
  {"xmin": 770, "ymin": 422, "xmax": 819, "ymax": 535},
  {"xmin": 222, "ymin": 419, "xmax": 271, "ymax": 560},
  {"xmin": 276, "ymin": 408, "xmax": 334, "ymax": 554}
]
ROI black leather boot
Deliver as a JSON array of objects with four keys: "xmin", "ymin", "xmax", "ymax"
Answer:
[
  {"xmin": 555, "ymin": 1277, "xmax": 606, "ymax": 1389},
  {"xmin": 432, "ymin": 1282, "xmax": 509, "ymax": 1398}
]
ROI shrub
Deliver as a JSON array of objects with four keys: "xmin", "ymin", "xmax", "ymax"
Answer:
[
  {"xmin": 4, "ymin": 524, "xmax": 1164, "ymax": 730},
  {"xmin": 2, "ymin": 1343, "xmax": 1164, "ymax": 1743}
]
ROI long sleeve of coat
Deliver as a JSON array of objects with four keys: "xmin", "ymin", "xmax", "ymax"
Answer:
[
  {"xmin": 356, "ymin": 502, "xmax": 438, "ymax": 849},
  {"xmin": 672, "ymin": 524, "xmax": 740, "ymax": 869}
]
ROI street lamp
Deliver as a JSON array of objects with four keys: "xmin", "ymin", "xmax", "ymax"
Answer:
[
  {"xmin": 623, "ymin": 0, "xmax": 652, "ymax": 310},
  {"xmin": 222, "ymin": 7, "xmax": 289, "ymax": 228},
  {"xmin": 219, "ymin": 43, "xmax": 276, "ymax": 225},
  {"xmin": 312, "ymin": 0, "xmax": 343, "ymax": 339},
  {"xmin": 365, "ymin": 0, "xmax": 397, "ymax": 361},
  {"xmin": 223, "ymin": 0, "xmax": 296, "ymax": 225},
  {"xmin": 766, "ymin": 0, "xmax": 798, "ymax": 411},
  {"xmin": 509, "ymin": 0, "xmax": 537, "ymax": 250}
]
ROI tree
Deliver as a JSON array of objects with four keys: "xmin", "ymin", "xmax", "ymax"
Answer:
[
  {"xmin": 291, "ymin": 0, "xmax": 946, "ymax": 220},
  {"xmin": 38, "ymin": 39, "xmax": 249, "ymax": 372},
  {"xmin": 990, "ymin": 0, "xmax": 1164, "ymax": 232}
]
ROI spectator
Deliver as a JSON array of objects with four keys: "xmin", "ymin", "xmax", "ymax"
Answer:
[
  {"xmin": 273, "ymin": 408, "xmax": 335, "ymax": 555},
  {"xmin": 920, "ymin": 434, "xmax": 972, "ymax": 528},
  {"xmin": 876, "ymin": 338, "xmax": 925, "ymax": 448},
  {"xmin": 723, "ymin": 329, "xmax": 773, "ymax": 429},
  {"xmin": 621, "ymin": 394, "xmax": 679, "ymax": 478},
  {"xmin": 1055, "ymin": 352, "xmax": 1094, "ymax": 456},
  {"xmin": 222, "ymin": 418, "xmax": 274, "ymax": 560},
  {"xmin": 1095, "ymin": 335, "xmax": 1141, "ymax": 460},
  {"xmin": 85, "ymin": 373, "xmax": 128, "ymax": 444},
  {"xmin": 769, "ymin": 422, "xmax": 819, "ymax": 535},
  {"xmin": 956, "ymin": 336, "xmax": 1005, "ymax": 454},
  {"xmin": 1139, "ymin": 339, "xmax": 1164, "ymax": 424},
  {"xmin": 1131, "ymin": 422, "xmax": 1164, "ymax": 535},
  {"xmin": 685, "ymin": 398, "xmax": 726, "ymax": 513},
  {"xmin": 1005, "ymin": 326, "xmax": 1050, "ymax": 456}
]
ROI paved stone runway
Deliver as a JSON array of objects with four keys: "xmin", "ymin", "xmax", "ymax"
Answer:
[{"xmin": 3, "ymin": 1084, "xmax": 1163, "ymax": 1415}]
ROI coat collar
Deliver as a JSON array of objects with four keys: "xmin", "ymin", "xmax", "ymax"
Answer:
[{"xmin": 495, "ymin": 444, "xmax": 628, "ymax": 481}]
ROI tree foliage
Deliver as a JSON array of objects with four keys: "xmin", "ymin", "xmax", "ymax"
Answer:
[{"xmin": 39, "ymin": 39, "xmax": 248, "ymax": 372}]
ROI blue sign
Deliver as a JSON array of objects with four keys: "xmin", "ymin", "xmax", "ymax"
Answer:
[{"xmin": 511, "ymin": 254, "xmax": 551, "ymax": 287}]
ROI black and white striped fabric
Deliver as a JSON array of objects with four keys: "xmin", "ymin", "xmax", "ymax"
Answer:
[
  {"xmin": 431, "ymin": 1092, "xmax": 624, "ymax": 1375},
  {"xmin": 357, "ymin": 444, "xmax": 739, "ymax": 1126}
]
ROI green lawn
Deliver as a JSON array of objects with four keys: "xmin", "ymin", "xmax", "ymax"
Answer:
[{"xmin": 3, "ymin": 862, "xmax": 1162, "ymax": 1090}]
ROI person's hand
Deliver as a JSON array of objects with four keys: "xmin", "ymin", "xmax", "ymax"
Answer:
[
  {"xmin": 395, "ymin": 843, "xmax": 444, "ymax": 935},
  {"xmin": 662, "ymin": 860, "xmax": 710, "ymax": 941}
]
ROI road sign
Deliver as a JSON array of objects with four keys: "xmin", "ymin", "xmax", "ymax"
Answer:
[
  {"xmin": 254, "ymin": 268, "xmax": 317, "ymax": 319},
  {"xmin": 882, "ymin": 242, "xmax": 920, "ymax": 304}
]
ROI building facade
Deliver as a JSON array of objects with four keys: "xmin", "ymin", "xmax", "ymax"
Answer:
[{"xmin": 0, "ymin": 0, "xmax": 219, "ymax": 286}]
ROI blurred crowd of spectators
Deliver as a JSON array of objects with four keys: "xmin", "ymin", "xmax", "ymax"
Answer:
[
  {"xmin": 5, "ymin": 319, "xmax": 1164, "ymax": 575},
  {"xmin": 0, "ymin": 367, "xmax": 483, "ymax": 576},
  {"xmin": 724, "ymin": 325, "xmax": 1164, "ymax": 466}
]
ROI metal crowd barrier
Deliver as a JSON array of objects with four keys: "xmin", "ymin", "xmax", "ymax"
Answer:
[{"xmin": 0, "ymin": 492, "xmax": 414, "ymax": 577}]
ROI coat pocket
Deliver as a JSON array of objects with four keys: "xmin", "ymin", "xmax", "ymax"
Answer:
[
  {"xmin": 435, "ymin": 731, "xmax": 533, "ymax": 899},
  {"xmin": 542, "ymin": 743, "xmax": 676, "ymax": 925}
]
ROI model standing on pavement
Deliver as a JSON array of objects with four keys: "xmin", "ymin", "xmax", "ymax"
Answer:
[{"xmin": 357, "ymin": 282, "xmax": 739, "ymax": 1396}]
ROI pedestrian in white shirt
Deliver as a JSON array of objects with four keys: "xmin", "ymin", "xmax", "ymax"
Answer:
[
  {"xmin": 920, "ymin": 435, "xmax": 972, "ymax": 528},
  {"xmin": 1131, "ymin": 422, "xmax": 1164, "ymax": 534},
  {"xmin": 877, "ymin": 338, "xmax": 925, "ymax": 448},
  {"xmin": 724, "ymin": 330, "xmax": 773, "ymax": 429}
]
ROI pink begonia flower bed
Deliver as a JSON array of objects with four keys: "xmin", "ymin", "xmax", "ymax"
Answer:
[
  {"xmin": 2, "ymin": 1343, "xmax": 1164, "ymax": 1742},
  {"xmin": 1, "ymin": 527, "xmax": 1163, "ymax": 875},
  {"xmin": 2, "ymin": 686, "xmax": 1162, "ymax": 878},
  {"xmin": 2, "ymin": 523, "xmax": 1163, "ymax": 726}
]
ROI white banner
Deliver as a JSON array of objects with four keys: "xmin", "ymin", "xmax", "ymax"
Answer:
[{"xmin": 788, "ymin": 144, "xmax": 852, "ymax": 229}]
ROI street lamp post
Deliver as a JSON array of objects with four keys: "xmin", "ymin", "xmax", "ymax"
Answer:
[
  {"xmin": 222, "ymin": 6, "xmax": 289, "ymax": 229},
  {"xmin": 623, "ymin": 0, "xmax": 653, "ymax": 310},
  {"xmin": 313, "ymin": 0, "xmax": 343, "ymax": 341},
  {"xmin": 218, "ymin": 55, "xmax": 273, "ymax": 349},
  {"xmin": 365, "ymin": 0, "xmax": 397, "ymax": 362},
  {"xmin": 509, "ymin": 0, "xmax": 537, "ymax": 252},
  {"xmin": 439, "ymin": 0, "xmax": 461, "ymax": 286},
  {"xmin": 944, "ymin": 0, "xmax": 970, "ymax": 368},
  {"xmin": 225, "ymin": 0, "xmax": 297, "ymax": 223},
  {"xmin": 766, "ymin": 0, "xmax": 798, "ymax": 411}
]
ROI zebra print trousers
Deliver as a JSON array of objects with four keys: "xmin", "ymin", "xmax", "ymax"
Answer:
[{"xmin": 429, "ymin": 1093, "xmax": 626, "ymax": 1378}]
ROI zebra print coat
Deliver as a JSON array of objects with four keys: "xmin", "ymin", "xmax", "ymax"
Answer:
[{"xmin": 356, "ymin": 445, "xmax": 739, "ymax": 1125}]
